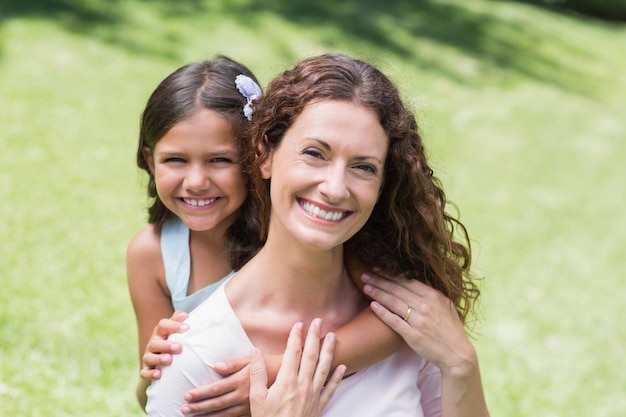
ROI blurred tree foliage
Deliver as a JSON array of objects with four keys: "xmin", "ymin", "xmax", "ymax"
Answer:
[
  {"xmin": 566, "ymin": 0, "xmax": 626, "ymax": 20},
  {"xmin": 524, "ymin": 0, "xmax": 626, "ymax": 20}
]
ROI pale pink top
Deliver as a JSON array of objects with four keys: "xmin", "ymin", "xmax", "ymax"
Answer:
[{"xmin": 146, "ymin": 281, "xmax": 442, "ymax": 417}]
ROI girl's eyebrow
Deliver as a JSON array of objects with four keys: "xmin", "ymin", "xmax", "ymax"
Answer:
[{"xmin": 157, "ymin": 149, "xmax": 237, "ymax": 157}]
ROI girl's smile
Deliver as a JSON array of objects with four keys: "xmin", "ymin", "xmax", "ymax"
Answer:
[{"xmin": 181, "ymin": 197, "xmax": 219, "ymax": 207}]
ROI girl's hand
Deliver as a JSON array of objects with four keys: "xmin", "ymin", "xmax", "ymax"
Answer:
[
  {"xmin": 249, "ymin": 319, "xmax": 346, "ymax": 417},
  {"xmin": 180, "ymin": 355, "xmax": 252, "ymax": 416},
  {"xmin": 140, "ymin": 311, "xmax": 189, "ymax": 380},
  {"xmin": 362, "ymin": 273, "xmax": 478, "ymax": 377},
  {"xmin": 180, "ymin": 353, "xmax": 282, "ymax": 416}
]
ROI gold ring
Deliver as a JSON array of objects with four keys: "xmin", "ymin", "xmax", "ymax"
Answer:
[{"xmin": 403, "ymin": 306, "xmax": 413, "ymax": 321}]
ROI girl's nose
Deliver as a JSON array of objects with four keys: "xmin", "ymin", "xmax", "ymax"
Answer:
[{"xmin": 184, "ymin": 165, "xmax": 210, "ymax": 192}]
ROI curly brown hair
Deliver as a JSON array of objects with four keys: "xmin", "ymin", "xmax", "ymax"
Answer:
[{"xmin": 249, "ymin": 54, "xmax": 480, "ymax": 323}]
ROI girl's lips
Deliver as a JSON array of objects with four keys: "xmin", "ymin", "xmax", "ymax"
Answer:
[
  {"xmin": 182, "ymin": 197, "xmax": 218, "ymax": 207},
  {"xmin": 298, "ymin": 198, "xmax": 351, "ymax": 222}
]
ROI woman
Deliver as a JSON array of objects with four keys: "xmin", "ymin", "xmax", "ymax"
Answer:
[{"xmin": 146, "ymin": 53, "xmax": 489, "ymax": 417}]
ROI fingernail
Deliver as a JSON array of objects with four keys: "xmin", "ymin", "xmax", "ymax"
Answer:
[
  {"xmin": 183, "ymin": 392, "xmax": 192, "ymax": 401},
  {"xmin": 313, "ymin": 318, "xmax": 321, "ymax": 328},
  {"xmin": 181, "ymin": 405, "xmax": 190, "ymax": 414},
  {"xmin": 361, "ymin": 273, "xmax": 371, "ymax": 282},
  {"xmin": 370, "ymin": 301, "xmax": 380, "ymax": 310},
  {"xmin": 213, "ymin": 361, "xmax": 226, "ymax": 370},
  {"xmin": 363, "ymin": 284, "xmax": 373, "ymax": 293},
  {"xmin": 161, "ymin": 354, "xmax": 171, "ymax": 364},
  {"xmin": 180, "ymin": 324, "xmax": 190, "ymax": 332}
]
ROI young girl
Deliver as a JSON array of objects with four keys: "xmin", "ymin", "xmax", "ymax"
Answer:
[
  {"xmin": 127, "ymin": 56, "xmax": 404, "ymax": 414},
  {"xmin": 145, "ymin": 53, "xmax": 488, "ymax": 417},
  {"xmin": 126, "ymin": 56, "xmax": 262, "ymax": 410}
]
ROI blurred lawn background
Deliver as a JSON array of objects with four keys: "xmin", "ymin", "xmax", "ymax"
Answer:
[{"xmin": 1, "ymin": 0, "xmax": 625, "ymax": 416}]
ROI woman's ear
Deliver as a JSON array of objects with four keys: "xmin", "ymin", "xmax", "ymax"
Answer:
[
  {"xmin": 260, "ymin": 154, "xmax": 272, "ymax": 179},
  {"xmin": 259, "ymin": 136, "xmax": 272, "ymax": 179},
  {"xmin": 142, "ymin": 146, "xmax": 155, "ymax": 174}
]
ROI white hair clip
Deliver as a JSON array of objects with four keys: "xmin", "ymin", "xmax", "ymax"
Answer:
[{"xmin": 235, "ymin": 74, "xmax": 262, "ymax": 120}]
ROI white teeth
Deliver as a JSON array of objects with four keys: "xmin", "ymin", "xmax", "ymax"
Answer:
[
  {"xmin": 183, "ymin": 198, "xmax": 216, "ymax": 207},
  {"xmin": 301, "ymin": 201, "xmax": 346, "ymax": 222}
]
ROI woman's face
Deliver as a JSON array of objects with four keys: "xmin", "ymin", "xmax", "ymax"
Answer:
[
  {"xmin": 144, "ymin": 109, "xmax": 247, "ymax": 233},
  {"xmin": 261, "ymin": 100, "xmax": 388, "ymax": 251}
]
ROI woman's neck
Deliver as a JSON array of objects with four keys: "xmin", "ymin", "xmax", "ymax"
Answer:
[
  {"xmin": 225, "ymin": 224, "xmax": 367, "ymax": 353},
  {"xmin": 242, "ymin": 240, "xmax": 347, "ymax": 303}
]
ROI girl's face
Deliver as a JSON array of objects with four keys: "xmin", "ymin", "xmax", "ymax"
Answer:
[
  {"xmin": 261, "ymin": 100, "xmax": 388, "ymax": 251},
  {"xmin": 144, "ymin": 109, "xmax": 247, "ymax": 233}
]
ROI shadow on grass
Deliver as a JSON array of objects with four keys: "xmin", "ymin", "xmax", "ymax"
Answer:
[
  {"xmin": 504, "ymin": 0, "xmax": 626, "ymax": 22},
  {"xmin": 0, "ymin": 0, "xmax": 201, "ymax": 60},
  {"xmin": 0, "ymin": 0, "xmax": 603, "ymax": 96}
]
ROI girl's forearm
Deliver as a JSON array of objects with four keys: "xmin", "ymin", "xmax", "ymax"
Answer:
[{"xmin": 331, "ymin": 307, "xmax": 404, "ymax": 373}]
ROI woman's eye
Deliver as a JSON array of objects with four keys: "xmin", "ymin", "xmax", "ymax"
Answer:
[
  {"xmin": 303, "ymin": 148, "xmax": 324, "ymax": 159},
  {"xmin": 355, "ymin": 164, "xmax": 378, "ymax": 175},
  {"xmin": 210, "ymin": 157, "xmax": 233, "ymax": 163}
]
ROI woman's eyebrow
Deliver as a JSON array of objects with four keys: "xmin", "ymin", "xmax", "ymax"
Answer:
[{"xmin": 311, "ymin": 138, "xmax": 383, "ymax": 164}]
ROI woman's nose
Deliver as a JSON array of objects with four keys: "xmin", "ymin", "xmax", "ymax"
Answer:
[{"xmin": 318, "ymin": 166, "xmax": 349, "ymax": 203}]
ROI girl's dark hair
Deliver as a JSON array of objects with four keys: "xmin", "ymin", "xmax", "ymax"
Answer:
[
  {"xmin": 250, "ymin": 53, "xmax": 480, "ymax": 322},
  {"xmin": 136, "ymin": 55, "xmax": 261, "ymax": 269}
]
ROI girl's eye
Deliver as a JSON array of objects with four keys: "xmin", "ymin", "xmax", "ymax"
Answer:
[{"xmin": 164, "ymin": 157, "xmax": 186, "ymax": 163}]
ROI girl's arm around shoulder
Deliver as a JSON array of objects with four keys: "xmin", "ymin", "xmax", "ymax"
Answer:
[
  {"xmin": 331, "ymin": 306, "xmax": 404, "ymax": 374},
  {"xmin": 335, "ymin": 262, "xmax": 405, "ymax": 374}
]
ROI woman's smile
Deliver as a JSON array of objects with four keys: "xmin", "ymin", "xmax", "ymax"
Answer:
[{"xmin": 297, "ymin": 198, "xmax": 351, "ymax": 222}]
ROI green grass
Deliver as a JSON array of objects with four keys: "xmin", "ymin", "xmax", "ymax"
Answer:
[{"xmin": 1, "ymin": 1, "xmax": 625, "ymax": 415}]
